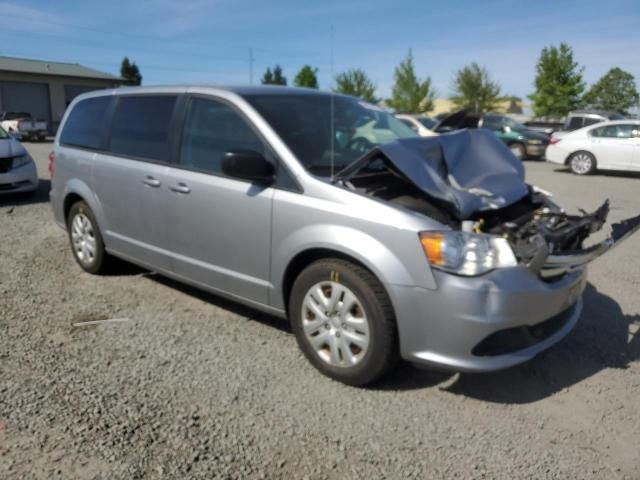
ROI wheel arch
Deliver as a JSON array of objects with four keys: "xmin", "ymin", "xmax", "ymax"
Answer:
[
  {"xmin": 61, "ymin": 180, "xmax": 107, "ymax": 235},
  {"xmin": 281, "ymin": 248, "xmax": 384, "ymax": 316},
  {"xmin": 565, "ymin": 149, "xmax": 597, "ymax": 166}
]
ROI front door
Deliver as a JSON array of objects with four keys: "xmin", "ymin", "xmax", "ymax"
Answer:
[
  {"xmin": 166, "ymin": 96, "xmax": 274, "ymax": 305},
  {"xmin": 589, "ymin": 123, "xmax": 636, "ymax": 170}
]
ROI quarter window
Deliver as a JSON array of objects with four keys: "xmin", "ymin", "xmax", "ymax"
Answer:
[
  {"xmin": 60, "ymin": 96, "xmax": 112, "ymax": 150},
  {"xmin": 583, "ymin": 118, "xmax": 601, "ymax": 127},
  {"xmin": 179, "ymin": 97, "xmax": 268, "ymax": 175},
  {"xmin": 567, "ymin": 117, "xmax": 583, "ymax": 130},
  {"xmin": 108, "ymin": 95, "xmax": 177, "ymax": 161}
]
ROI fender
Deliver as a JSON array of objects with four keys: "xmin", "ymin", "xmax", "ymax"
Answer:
[
  {"xmin": 61, "ymin": 178, "xmax": 109, "ymax": 243},
  {"xmin": 270, "ymin": 223, "xmax": 437, "ymax": 311}
]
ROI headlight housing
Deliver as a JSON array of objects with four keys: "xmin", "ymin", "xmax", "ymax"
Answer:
[
  {"xmin": 419, "ymin": 231, "xmax": 517, "ymax": 276},
  {"xmin": 12, "ymin": 154, "xmax": 32, "ymax": 169}
]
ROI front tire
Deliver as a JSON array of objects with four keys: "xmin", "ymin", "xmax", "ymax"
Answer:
[
  {"xmin": 289, "ymin": 259, "xmax": 398, "ymax": 386},
  {"xmin": 568, "ymin": 151, "xmax": 596, "ymax": 175},
  {"xmin": 66, "ymin": 201, "xmax": 111, "ymax": 274}
]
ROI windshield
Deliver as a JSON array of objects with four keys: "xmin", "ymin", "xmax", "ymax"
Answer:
[
  {"xmin": 417, "ymin": 117, "xmax": 436, "ymax": 129},
  {"xmin": 0, "ymin": 126, "xmax": 9, "ymax": 140},
  {"xmin": 242, "ymin": 93, "xmax": 416, "ymax": 174},
  {"xmin": 484, "ymin": 115, "xmax": 527, "ymax": 131}
]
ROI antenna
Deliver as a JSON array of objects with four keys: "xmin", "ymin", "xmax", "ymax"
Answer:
[{"xmin": 330, "ymin": 25, "xmax": 335, "ymax": 180}]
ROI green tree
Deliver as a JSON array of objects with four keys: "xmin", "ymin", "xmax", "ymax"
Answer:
[
  {"xmin": 120, "ymin": 57, "xmax": 142, "ymax": 86},
  {"xmin": 450, "ymin": 63, "xmax": 501, "ymax": 113},
  {"xmin": 583, "ymin": 67, "xmax": 639, "ymax": 114},
  {"xmin": 387, "ymin": 50, "xmax": 435, "ymax": 113},
  {"xmin": 294, "ymin": 65, "xmax": 319, "ymax": 89},
  {"xmin": 333, "ymin": 68, "xmax": 379, "ymax": 103},
  {"xmin": 529, "ymin": 43, "xmax": 586, "ymax": 117},
  {"xmin": 261, "ymin": 65, "xmax": 287, "ymax": 85}
]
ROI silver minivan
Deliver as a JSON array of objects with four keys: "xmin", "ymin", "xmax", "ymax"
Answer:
[{"xmin": 50, "ymin": 86, "xmax": 640, "ymax": 385}]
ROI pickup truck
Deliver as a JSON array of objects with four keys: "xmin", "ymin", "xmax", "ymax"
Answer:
[{"xmin": 0, "ymin": 112, "xmax": 48, "ymax": 141}]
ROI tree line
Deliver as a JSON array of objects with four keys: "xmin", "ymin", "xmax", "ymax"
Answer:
[{"xmin": 120, "ymin": 42, "xmax": 639, "ymax": 118}]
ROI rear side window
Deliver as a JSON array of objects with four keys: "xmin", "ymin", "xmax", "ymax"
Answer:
[
  {"xmin": 60, "ymin": 97, "xmax": 111, "ymax": 150},
  {"xmin": 179, "ymin": 97, "xmax": 268, "ymax": 174},
  {"xmin": 567, "ymin": 117, "xmax": 583, "ymax": 130},
  {"xmin": 583, "ymin": 117, "xmax": 601, "ymax": 127},
  {"xmin": 591, "ymin": 124, "xmax": 636, "ymax": 138},
  {"xmin": 109, "ymin": 95, "xmax": 177, "ymax": 161}
]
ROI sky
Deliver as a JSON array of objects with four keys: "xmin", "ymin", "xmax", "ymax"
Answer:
[{"xmin": 1, "ymin": 0, "xmax": 639, "ymax": 103}]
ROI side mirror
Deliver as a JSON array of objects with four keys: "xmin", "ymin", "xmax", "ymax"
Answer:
[
  {"xmin": 501, "ymin": 125, "xmax": 512, "ymax": 133},
  {"xmin": 222, "ymin": 150, "xmax": 275, "ymax": 184}
]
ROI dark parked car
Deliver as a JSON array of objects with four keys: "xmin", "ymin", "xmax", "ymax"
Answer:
[
  {"xmin": 434, "ymin": 110, "xmax": 550, "ymax": 159},
  {"xmin": 524, "ymin": 120, "xmax": 565, "ymax": 135}
]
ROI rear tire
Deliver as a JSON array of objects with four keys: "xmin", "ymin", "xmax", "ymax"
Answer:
[
  {"xmin": 66, "ymin": 201, "xmax": 111, "ymax": 274},
  {"xmin": 568, "ymin": 151, "xmax": 596, "ymax": 175},
  {"xmin": 289, "ymin": 258, "xmax": 399, "ymax": 386},
  {"xmin": 509, "ymin": 143, "xmax": 526, "ymax": 160}
]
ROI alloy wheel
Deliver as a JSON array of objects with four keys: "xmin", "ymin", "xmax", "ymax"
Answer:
[
  {"xmin": 301, "ymin": 281, "xmax": 370, "ymax": 367},
  {"xmin": 70, "ymin": 213, "xmax": 97, "ymax": 266},
  {"xmin": 571, "ymin": 153, "xmax": 593, "ymax": 174}
]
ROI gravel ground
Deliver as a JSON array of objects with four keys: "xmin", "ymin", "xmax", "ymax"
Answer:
[{"xmin": 1, "ymin": 142, "xmax": 639, "ymax": 479}]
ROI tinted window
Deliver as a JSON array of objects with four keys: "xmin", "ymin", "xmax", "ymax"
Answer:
[
  {"xmin": 179, "ymin": 97, "xmax": 268, "ymax": 174},
  {"xmin": 591, "ymin": 124, "xmax": 636, "ymax": 138},
  {"xmin": 5, "ymin": 112, "xmax": 31, "ymax": 120},
  {"xmin": 399, "ymin": 118, "xmax": 418, "ymax": 132},
  {"xmin": 481, "ymin": 116, "xmax": 502, "ymax": 130},
  {"xmin": 460, "ymin": 115, "xmax": 480, "ymax": 129},
  {"xmin": 109, "ymin": 95, "xmax": 177, "ymax": 161},
  {"xmin": 60, "ymin": 97, "xmax": 111, "ymax": 149},
  {"xmin": 418, "ymin": 117, "xmax": 436, "ymax": 129},
  {"xmin": 583, "ymin": 117, "xmax": 601, "ymax": 127},
  {"xmin": 568, "ymin": 117, "xmax": 583, "ymax": 130}
]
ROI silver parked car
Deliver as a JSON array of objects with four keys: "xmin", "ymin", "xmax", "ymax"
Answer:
[
  {"xmin": 0, "ymin": 125, "xmax": 38, "ymax": 195},
  {"xmin": 50, "ymin": 86, "xmax": 640, "ymax": 385}
]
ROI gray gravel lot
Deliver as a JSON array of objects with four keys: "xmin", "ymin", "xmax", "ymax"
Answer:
[{"xmin": 1, "ymin": 142, "xmax": 639, "ymax": 479}]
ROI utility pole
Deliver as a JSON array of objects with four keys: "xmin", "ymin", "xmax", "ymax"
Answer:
[{"xmin": 249, "ymin": 47, "xmax": 254, "ymax": 85}]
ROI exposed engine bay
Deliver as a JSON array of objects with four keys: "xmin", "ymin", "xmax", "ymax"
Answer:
[{"xmin": 335, "ymin": 129, "xmax": 640, "ymax": 278}]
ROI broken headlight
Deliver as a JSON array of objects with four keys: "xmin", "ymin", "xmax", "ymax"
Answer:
[{"xmin": 419, "ymin": 231, "xmax": 517, "ymax": 276}]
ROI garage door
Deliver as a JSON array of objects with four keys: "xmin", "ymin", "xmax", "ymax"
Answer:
[
  {"xmin": 64, "ymin": 84, "xmax": 104, "ymax": 106},
  {"xmin": 0, "ymin": 81, "xmax": 52, "ymax": 131}
]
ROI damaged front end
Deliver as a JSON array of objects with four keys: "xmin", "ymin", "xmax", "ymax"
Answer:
[{"xmin": 335, "ymin": 129, "xmax": 640, "ymax": 279}]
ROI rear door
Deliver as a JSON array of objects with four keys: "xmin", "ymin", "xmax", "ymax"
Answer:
[
  {"xmin": 92, "ymin": 94, "xmax": 181, "ymax": 271},
  {"xmin": 165, "ymin": 95, "xmax": 275, "ymax": 304},
  {"xmin": 589, "ymin": 124, "xmax": 636, "ymax": 170}
]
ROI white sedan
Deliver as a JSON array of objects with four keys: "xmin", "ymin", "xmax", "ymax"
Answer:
[{"xmin": 546, "ymin": 120, "xmax": 640, "ymax": 175}]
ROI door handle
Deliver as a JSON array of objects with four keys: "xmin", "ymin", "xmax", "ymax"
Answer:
[
  {"xmin": 143, "ymin": 176, "xmax": 161, "ymax": 188},
  {"xmin": 169, "ymin": 183, "xmax": 191, "ymax": 194}
]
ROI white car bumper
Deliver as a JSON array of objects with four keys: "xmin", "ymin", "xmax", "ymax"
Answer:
[
  {"xmin": 0, "ymin": 160, "xmax": 38, "ymax": 194},
  {"xmin": 545, "ymin": 144, "xmax": 568, "ymax": 165}
]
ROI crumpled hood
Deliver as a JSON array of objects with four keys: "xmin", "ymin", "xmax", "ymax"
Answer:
[
  {"xmin": 338, "ymin": 129, "xmax": 529, "ymax": 220},
  {"xmin": 0, "ymin": 137, "xmax": 27, "ymax": 159}
]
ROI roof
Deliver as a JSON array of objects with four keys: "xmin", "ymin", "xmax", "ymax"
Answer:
[
  {"xmin": 226, "ymin": 85, "xmax": 334, "ymax": 97},
  {"xmin": 569, "ymin": 109, "xmax": 622, "ymax": 117},
  {"xmin": 0, "ymin": 56, "xmax": 123, "ymax": 81}
]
